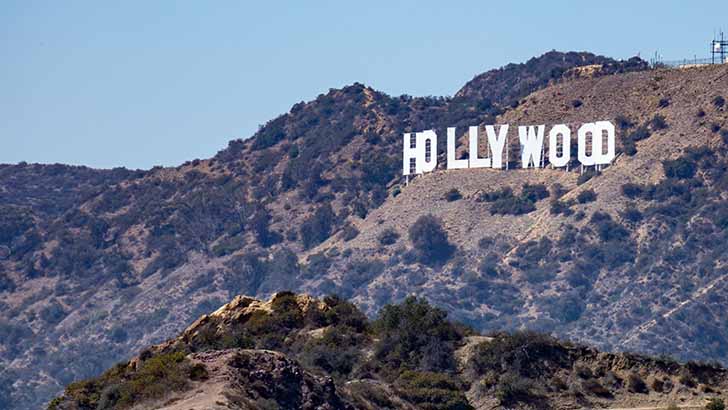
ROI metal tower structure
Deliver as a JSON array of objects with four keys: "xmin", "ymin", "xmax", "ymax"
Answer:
[{"xmin": 712, "ymin": 32, "xmax": 728, "ymax": 64}]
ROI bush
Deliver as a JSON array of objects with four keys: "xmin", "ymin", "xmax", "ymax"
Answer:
[
  {"xmin": 490, "ymin": 195, "xmax": 535, "ymax": 215},
  {"xmin": 300, "ymin": 204, "xmax": 336, "ymax": 249},
  {"xmin": 591, "ymin": 212, "xmax": 630, "ymax": 241},
  {"xmin": 378, "ymin": 228, "xmax": 400, "ymax": 246},
  {"xmin": 495, "ymin": 372, "xmax": 539, "ymax": 405},
  {"xmin": 707, "ymin": 398, "xmax": 726, "ymax": 410},
  {"xmin": 57, "ymin": 351, "xmax": 195, "ymax": 410},
  {"xmin": 629, "ymin": 125, "xmax": 651, "ymax": 142},
  {"xmin": 394, "ymin": 370, "xmax": 473, "ymax": 410},
  {"xmin": 340, "ymin": 224, "xmax": 359, "ymax": 242},
  {"xmin": 40, "ymin": 300, "xmax": 66, "ymax": 325},
  {"xmin": 621, "ymin": 183, "xmax": 643, "ymax": 198},
  {"xmin": 550, "ymin": 199, "xmax": 574, "ymax": 216},
  {"xmin": 343, "ymin": 258, "xmax": 385, "ymax": 289},
  {"xmin": 373, "ymin": 297, "xmax": 466, "ymax": 377},
  {"xmin": 577, "ymin": 190, "xmax": 597, "ymax": 204},
  {"xmin": 713, "ymin": 96, "xmax": 725, "ymax": 109},
  {"xmin": 251, "ymin": 209, "xmax": 282, "ymax": 247},
  {"xmin": 483, "ymin": 184, "xmax": 547, "ymax": 216},
  {"xmin": 663, "ymin": 157, "xmax": 697, "ymax": 179},
  {"xmin": 623, "ymin": 140, "xmax": 637, "ymax": 156},
  {"xmin": 408, "ymin": 215, "xmax": 454, "ymax": 265},
  {"xmin": 577, "ymin": 170, "xmax": 597, "ymax": 185},
  {"xmin": 621, "ymin": 205, "xmax": 643, "ymax": 223},
  {"xmin": 521, "ymin": 183, "xmax": 549, "ymax": 202},
  {"xmin": 300, "ymin": 326, "xmax": 363, "ymax": 378},
  {"xmin": 582, "ymin": 379, "xmax": 612, "ymax": 397},
  {"xmin": 443, "ymin": 188, "xmax": 462, "ymax": 202},
  {"xmin": 626, "ymin": 373, "xmax": 647, "ymax": 393},
  {"xmin": 480, "ymin": 187, "xmax": 513, "ymax": 202},
  {"xmin": 110, "ymin": 327, "xmax": 128, "ymax": 343},
  {"xmin": 615, "ymin": 115, "xmax": 634, "ymax": 129},
  {"xmin": 658, "ymin": 97, "xmax": 670, "ymax": 108},
  {"xmin": 650, "ymin": 114, "xmax": 668, "ymax": 130}
]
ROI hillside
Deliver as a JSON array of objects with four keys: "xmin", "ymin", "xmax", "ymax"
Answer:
[
  {"xmin": 4, "ymin": 50, "xmax": 723, "ymax": 409},
  {"xmin": 320, "ymin": 63, "xmax": 728, "ymax": 364},
  {"xmin": 49, "ymin": 293, "xmax": 728, "ymax": 410}
]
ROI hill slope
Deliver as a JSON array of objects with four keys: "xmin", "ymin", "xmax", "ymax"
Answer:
[
  {"xmin": 317, "ymin": 66, "xmax": 728, "ymax": 360},
  {"xmin": 9, "ymin": 50, "xmax": 727, "ymax": 410},
  {"xmin": 317, "ymin": 63, "xmax": 728, "ymax": 364},
  {"xmin": 49, "ymin": 293, "xmax": 728, "ymax": 410}
]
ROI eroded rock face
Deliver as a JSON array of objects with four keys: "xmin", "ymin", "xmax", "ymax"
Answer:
[{"xmin": 223, "ymin": 349, "xmax": 351, "ymax": 410}]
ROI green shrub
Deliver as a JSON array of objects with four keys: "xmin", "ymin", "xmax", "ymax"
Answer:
[
  {"xmin": 251, "ymin": 208, "xmax": 282, "ymax": 247},
  {"xmin": 373, "ymin": 296, "xmax": 465, "ymax": 376},
  {"xmin": 577, "ymin": 189, "xmax": 597, "ymax": 204},
  {"xmin": 340, "ymin": 224, "xmax": 359, "ymax": 242},
  {"xmin": 663, "ymin": 157, "xmax": 697, "ymax": 179},
  {"xmin": 58, "ymin": 351, "xmax": 194, "ymax": 409},
  {"xmin": 495, "ymin": 372, "xmax": 539, "ymax": 405},
  {"xmin": 39, "ymin": 300, "xmax": 66, "ymax": 325},
  {"xmin": 443, "ymin": 188, "xmax": 462, "ymax": 202},
  {"xmin": 408, "ymin": 215, "xmax": 454, "ymax": 265},
  {"xmin": 707, "ymin": 398, "xmax": 726, "ymax": 410},
  {"xmin": 591, "ymin": 212, "xmax": 629, "ymax": 241},
  {"xmin": 490, "ymin": 195, "xmax": 535, "ymax": 215},
  {"xmin": 650, "ymin": 114, "xmax": 668, "ymax": 130},
  {"xmin": 713, "ymin": 96, "xmax": 725, "ymax": 108},
  {"xmin": 615, "ymin": 115, "xmax": 634, "ymax": 129},
  {"xmin": 343, "ymin": 258, "xmax": 385, "ymax": 289},
  {"xmin": 378, "ymin": 228, "xmax": 400, "ymax": 246},
  {"xmin": 300, "ymin": 326, "xmax": 363, "ymax": 378},
  {"xmin": 621, "ymin": 183, "xmax": 643, "ymax": 198},
  {"xmin": 582, "ymin": 379, "xmax": 612, "ymax": 397},
  {"xmin": 300, "ymin": 204, "xmax": 335, "ymax": 249},
  {"xmin": 550, "ymin": 199, "xmax": 574, "ymax": 216},
  {"xmin": 626, "ymin": 373, "xmax": 647, "ymax": 393},
  {"xmin": 395, "ymin": 370, "xmax": 473, "ymax": 410},
  {"xmin": 521, "ymin": 183, "xmax": 549, "ymax": 202},
  {"xmin": 577, "ymin": 170, "xmax": 597, "ymax": 185}
]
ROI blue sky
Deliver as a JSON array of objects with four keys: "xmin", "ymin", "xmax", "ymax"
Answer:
[{"xmin": 2, "ymin": 1, "xmax": 727, "ymax": 169}]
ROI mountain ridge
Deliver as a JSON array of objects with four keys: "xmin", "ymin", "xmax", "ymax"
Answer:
[
  {"xmin": 49, "ymin": 292, "xmax": 728, "ymax": 410},
  {"xmin": 6, "ymin": 51, "xmax": 728, "ymax": 410}
]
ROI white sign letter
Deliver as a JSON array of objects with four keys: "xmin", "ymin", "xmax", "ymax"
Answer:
[
  {"xmin": 548, "ymin": 124, "xmax": 571, "ymax": 168},
  {"xmin": 485, "ymin": 125, "xmax": 509, "ymax": 169},
  {"xmin": 417, "ymin": 130, "xmax": 437, "ymax": 173},
  {"xmin": 578, "ymin": 121, "xmax": 615, "ymax": 166},
  {"xmin": 469, "ymin": 126, "xmax": 491, "ymax": 168},
  {"xmin": 403, "ymin": 133, "xmax": 417, "ymax": 176},
  {"xmin": 447, "ymin": 127, "xmax": 468, "ymax": 169},
  {"xmin": 518, "ymin": 125, "xmax": 545, "ymax": 168}
]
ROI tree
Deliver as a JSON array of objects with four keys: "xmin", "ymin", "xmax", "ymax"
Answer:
[
  {"xmin": 251, "ymin": 208, "xmax": 281, "ymax": 247},
  {"xmin": 300, "ymin": 204, "xmax": 336, "ymax": 249},
  {"xmin": 373, "ymin": 296, "xmax": 464, "ymax": 374},
  {"xmin": 408, "ymin": 215, "xmax": 454, "ymax": 265}
]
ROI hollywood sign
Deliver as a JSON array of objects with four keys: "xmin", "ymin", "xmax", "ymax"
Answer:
[{"xmin": 402, "ymin": 121, "xmax": 615, "ymax": 175}]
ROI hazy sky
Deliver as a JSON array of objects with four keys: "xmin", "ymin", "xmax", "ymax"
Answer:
[{"xmin": 2, "ymin": 1, "xmax": 727, "ymax": 169}]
